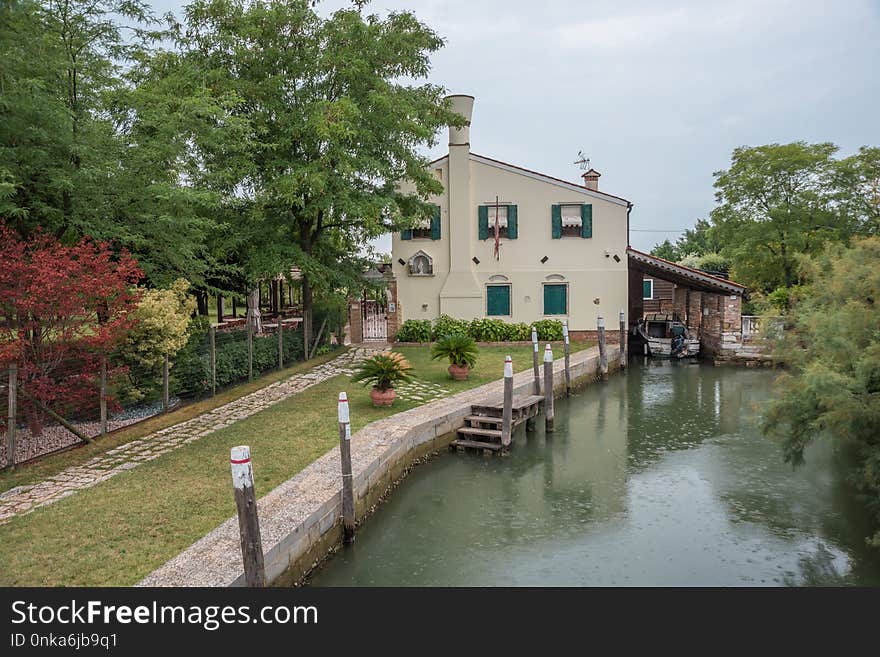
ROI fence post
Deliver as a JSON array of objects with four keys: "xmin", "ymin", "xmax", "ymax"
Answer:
[
  {"xmin": 501, "ymin": 356, "xmax": 514, "ymax": 448},
  {"xmin": 562, "ymin": 321, "xmax": 571, "ymax": 396},
  {"xmin": 230, "ymin": 445, "xmax": 265, "ymax": 587},
  {"xmin": 598, "ymin": 315, "xmax": 608, "ymax": 380},
  {"xmin": 543, "ymin": 344, "xmax": 555, "ymax": 433},
  {"xmin": 162, "ymin": 354, "xmax": 170, "ymax": 412},
  {"xmin": 278, "ymin": 320, "xmax": 284, "ymax": 370},
  {"xmin": 338, "ymin": 393, "xmax": 355, "ymax": 544},
  {"xmin": 619, "ymin": 309, "xmax": 626, "ymax": 369},
  {"xmin": 6, "ymin": 364, "xmax": 17, "ymax": 471},
  {"xmin": 531, "ymin": 326, "xmax": 540, "ymax": 395},
  {"xmin": 247, "ymin": 321, "xmax": 254, "ymax": 382},
  {"xmin": 100, "ymin": 356, "xmax": 107, "ymax": 436},
  {"xmin": 210, "ymin": 324, "xmax": 217, "ymax": 397}
]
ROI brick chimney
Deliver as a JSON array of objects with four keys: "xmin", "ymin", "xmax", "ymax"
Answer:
[{"xmin": 581, "ymin": 168, "xmax": 601, "ymax": 191}]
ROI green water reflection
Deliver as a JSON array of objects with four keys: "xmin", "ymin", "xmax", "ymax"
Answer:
[{"xmin": 310, "ymin": 361, "xmax": 880, "ymax": 586}]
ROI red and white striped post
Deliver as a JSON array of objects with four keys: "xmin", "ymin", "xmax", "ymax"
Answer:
[
  {"xmin": 338, "ymin": 392, "xmax": 356, "ymax": 544},
  {"xmin": 501, "ymin": 356, "xmax": 514, "ymax": 448},
  {"xmin": 230, "ymin": 445, "xmax": 265, "ymax": 587},
  {"xmin": 543, "ymin": 344, "xmax": 555, "ymax": 432}
]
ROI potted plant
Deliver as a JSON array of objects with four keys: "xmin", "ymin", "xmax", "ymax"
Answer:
[
  {"xmin": 431, "ymin": 333, "xmax": 478, "ymax": 380},
  {"xmin": 351, "ymin": 352, "xmax": 413, "ymax": 407}
]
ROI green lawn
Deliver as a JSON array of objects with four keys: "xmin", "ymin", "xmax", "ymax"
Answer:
[{"xmin": 0, "ymin": 341, "xmax": 591, "ymax": 586}]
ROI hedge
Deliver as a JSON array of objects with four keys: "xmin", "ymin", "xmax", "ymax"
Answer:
[{"xmin": 396, "ymin": 315, "xmax": 565, "ymax": 343}]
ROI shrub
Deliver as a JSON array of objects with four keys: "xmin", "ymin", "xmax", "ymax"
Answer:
[
  {"xmin": 533, "ymin": 319, "xmax": 564, "ymax": 341},
  {"xmin": 467, "ymin": 318, "xmax": 510, "ymax": 342},
  {"xmin": 351, "ymin": 352, "xmax": 413, "ymax": 391},
  {"xmin": 396, "ymin": 319, "xmax": 433, "ymax": 342},
  {"xmin": 431, "ymin": 333, "xmax": 478, "ymax": 368},
  {"xmin": 507, "ymin": 323, "xmax": 532, "ymax": 341},
  {"xmin": 432, "ymin": 314, "xmax": 470, "ymax": 339}
]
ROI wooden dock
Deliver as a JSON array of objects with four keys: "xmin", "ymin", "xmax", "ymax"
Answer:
[{"xmin": 450, "ymin": 395, "xmax": 544, "ymax": 454}]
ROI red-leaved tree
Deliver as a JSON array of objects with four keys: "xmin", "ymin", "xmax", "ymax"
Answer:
[{"xmin": 0, "ymin": 222, "xmax": 142, "ymax": 436}]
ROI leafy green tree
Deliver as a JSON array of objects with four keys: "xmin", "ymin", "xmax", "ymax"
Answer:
[
  {"xmin": 835, "ymin": 146, "xmax": 880, "ymax": 236},
  {"xmin": 763, "ymin": 237, "xmax": 880, "ymax": 546},
  {"xmin": 710, "ymin": 142, "xmax": 850, "ymax": 292},
  {"xmin": 650, "ymin": 239, "xmax": 678, "ymax": 261},
  {"xmin": 149, "ymin": 0, "xmax": 463, "ymax": 346}
]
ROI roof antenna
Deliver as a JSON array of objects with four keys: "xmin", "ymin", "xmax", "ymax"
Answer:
[{"xmin": 574, "ymin": 150, "xmax": 590, "ymax": 171}]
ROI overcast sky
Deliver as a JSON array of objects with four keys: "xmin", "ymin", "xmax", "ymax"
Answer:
[{"xmin": 147, "ymin": 0, "xmax": 880, "ymax": 253}]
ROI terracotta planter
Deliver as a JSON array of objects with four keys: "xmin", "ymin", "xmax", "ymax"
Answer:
[
  {"xmin": 370, "ymin": 386, "xmax": 396, "ymax": 407},
  {"xmin": 448, "ymin": 364, "xmax": 470, "ymax": 380}
]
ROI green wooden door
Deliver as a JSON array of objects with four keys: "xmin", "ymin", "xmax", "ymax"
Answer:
[
  {"xmin": 487, "ymin": 285, "xmax": 511, "ymax": 316},
  {"xmin": 543, "ymin": 284, "xmax": 567, "ymax": 315}
]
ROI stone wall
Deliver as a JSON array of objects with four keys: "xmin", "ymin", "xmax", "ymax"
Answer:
[
  {"xmin": 348, "ymin": 300, "xmax": 363, "ymax": 343},
  {"xmin": 138, "ymin": 345, "xmax": 620, "ymax": 587}
]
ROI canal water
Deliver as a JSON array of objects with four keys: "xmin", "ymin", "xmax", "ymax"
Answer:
[{"xmin": 311, "ymin": 361, "xmax": 880, "ymax": 586}]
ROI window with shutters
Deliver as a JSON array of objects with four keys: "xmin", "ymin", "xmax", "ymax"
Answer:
[
  {"xmin": 404, "ymin": 205, "xmax": 441, "ymax": 240},
  {"xmin": 478, "ymin": 204, "xmax": 518, "ymax": 240},
  {"xmin": 551, "ymin": 203, "xmax": 593, "ymax": 239},
  {"xmin": 643, "ymin": 279, "xmax": 653, "ymax": 300},
  {"xmin": 543, "ymin": 283, "xmax": 568, "ymax": 316},
  {"xmin": 486, "ymin": 284, "xmax": 511, "ymax": 316}
]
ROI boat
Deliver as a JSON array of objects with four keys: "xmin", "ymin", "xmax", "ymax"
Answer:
[{"xmin": 634, "ymin": 312, "xmax": 700, "ymax": 358}]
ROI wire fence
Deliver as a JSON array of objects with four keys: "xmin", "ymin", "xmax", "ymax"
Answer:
[{"xmin": 1, "ymin": 321, "xmax": 327, "ymax": 469}]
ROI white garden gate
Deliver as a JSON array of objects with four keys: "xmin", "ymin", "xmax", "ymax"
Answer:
[{"xmin": 362, "ymin": 299, "xmax": 387, "ymax": 341}]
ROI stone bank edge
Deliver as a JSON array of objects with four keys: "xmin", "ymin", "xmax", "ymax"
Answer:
[{"xmin": 138, "ymin": 344, "xmax": 620, "ymax": 587}]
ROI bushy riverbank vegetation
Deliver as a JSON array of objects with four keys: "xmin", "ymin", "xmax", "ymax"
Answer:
[{"xmin": 762, "ymin": 237, "xmax": 880, "ymax": 546}]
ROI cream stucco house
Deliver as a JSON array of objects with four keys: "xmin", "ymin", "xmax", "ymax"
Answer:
[{"xmin": 389, "ymin": 94, "xmax": 633, "ymax": 337}]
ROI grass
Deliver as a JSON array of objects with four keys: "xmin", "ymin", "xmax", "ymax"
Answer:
[
  {"xmin": 0, "ymin": 341, "xmax": 592, "ymax": 586},
  {"xmin": 0, "ymin": 349, "xmax": 346, "ymax": 493}
]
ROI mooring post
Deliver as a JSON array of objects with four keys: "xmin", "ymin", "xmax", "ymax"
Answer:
[
  {"xmin": 210, "ymin": 324, "xmax": 217, "ymax": 397},
  {"xmin": 277, "ymin": 320, "xmax": 284, "ymax": 370},
  {"xmin": 100, "ymin": 356, "xmax": 107, "ymax": 436},
  {"xmin": 598, "ymin": 315, "xmax": 608, "ymax": 380},
  {"xmin": 562, "ymin": 321, "xmax": 571, "ymax": 397},
  {"xmin": 531, "ymin": 326, "xmax": 540, "ymax": 395},
  {"xmin": 543, "ymin": 344, "xmax": 555, "ymax": 432},
  {"xmin": 230, "ymin": 445, "xmax": 265, "ymax": 587},
  {"xmin": 247, "ymin": 321, "xmax": 254, "ymax": 382},
  {"xmin": 162, "ymin": 354, "xmax": 170, "ymax": 412},
  {"xmin": 619, "ymin": 309, "xmax": 627, "ymax": 369},
  {"xmin": 338, "ymin": 392, "xmax": 356, "ymax": 544},
  {"xmin": 501, "ymin": 356, "xmax": 514, "ymax": 448},
  {"xmin": 6, "ymin": 364, "xmax": 17, "ymax": 471}
]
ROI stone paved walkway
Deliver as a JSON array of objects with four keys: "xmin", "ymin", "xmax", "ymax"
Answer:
[
  {"xmin": 394, "ymin": 377, "xmax": 451, "ymax": 404},
  {"xmin": 0, "ymin": 347, "xmax": 381, "ymax": 525}
]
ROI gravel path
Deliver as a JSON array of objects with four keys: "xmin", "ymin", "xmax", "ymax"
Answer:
[{"xmin": 0, "ymin": 348, "xmax": 381, "ymax": 525}]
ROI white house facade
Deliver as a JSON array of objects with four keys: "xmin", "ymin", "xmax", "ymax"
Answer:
[{"xmin": 390, "ymin": 94, "xmax": 633, "ymax": 336}]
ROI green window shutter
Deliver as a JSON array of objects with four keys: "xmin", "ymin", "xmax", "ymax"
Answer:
[
  {"xmin": 507, "ymin": 205, "xmax": 518, "ymax": 239},
  {"xmin": 430, "ymin": 205, "xmax": 441, "ymax": 240},
  {"xmin": 581, "ymin": 203, "xmax": 593, "ymax": 238},
  {"xmin": 643, "ymin": 280, "xmax": 653, "ymax": 299},
  {"xmin": 487, "ymin": 285, "xmax": 511, "ymax": 316},
  {"xmin": 401, "ymin": 229, "xmax": 412, "ymax": 241},
  {"xmin": 478, "ymin": 205, "xmax": 489, "ymax": 240},
  {"xmin": 551, "ymin": 204, "xmax": 562, "ymax": 239},
  {"xmin": 543, "ymin": 284, "xmax": 567, "ymax": 315}
]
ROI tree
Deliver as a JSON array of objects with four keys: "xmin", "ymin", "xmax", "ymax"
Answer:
[
  {"xmin": 763, "ymin": 237, "xmax": 880, "ymax": 546},
  {"xmin": 0, "ymin": 222, "xmax": 142, "ymax": 436},
  {"xmin": 710, "ymin": 142, "xmax": 850, "ymax": 293},
  {"xmin": 0, "ymin": 1, "xmax": 218, "ymax": 289},
  {"xmin": 835, "ymin": 146, "xmax": 880, "ymax": 236},
  {"xmin": 650, "ymin": 239, "xmax": 678, "ymax": 261},
  {"xmin": 149, "ymin": 0, "xmax": 464, "ymax": 347}
]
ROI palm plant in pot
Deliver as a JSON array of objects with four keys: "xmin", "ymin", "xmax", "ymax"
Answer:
[
  {"xmin": 351, "ymin": 352, "xmax": 413, "ymax": 407},
  {"xmin": 431, "ymin": 333, "xmax": 478, "ymax": 380}
]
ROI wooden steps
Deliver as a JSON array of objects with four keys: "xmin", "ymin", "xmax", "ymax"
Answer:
[{"xmin": 452, "ymin": 395, "xmax": 546, "ymax": 455}]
